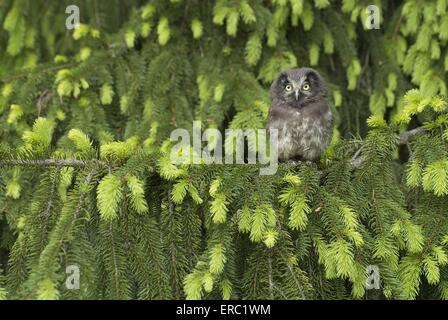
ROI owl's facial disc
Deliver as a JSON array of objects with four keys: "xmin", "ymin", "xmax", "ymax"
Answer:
[
  {"xmin": 282, "ymin": 77, "xmax": 312, "ymax": 106},
  {"xmin": 271, "ymin": 68, "xmax": 326, "ymax": 110}
]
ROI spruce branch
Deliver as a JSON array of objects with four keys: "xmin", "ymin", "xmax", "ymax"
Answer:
[
  {"xmin": 350, "ymin": 126, "xmax": 426, "ymax": 169},
  {"xmin": 0, "ymin": 159, "xmax": 106, "ymax": 168},
  {"xmin": 0, "ymin": 126, "xmax": 426, "ymax": 172}
]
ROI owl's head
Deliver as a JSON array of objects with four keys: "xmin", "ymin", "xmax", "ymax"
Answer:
[{"xmin": 270, "ymin": 68, "xmax": 327, "ymax": 108}]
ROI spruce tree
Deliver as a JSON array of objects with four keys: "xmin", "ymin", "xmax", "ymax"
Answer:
[{"xmin": 1, "ymin": 0, "xmax": 448, "ymax": 300}]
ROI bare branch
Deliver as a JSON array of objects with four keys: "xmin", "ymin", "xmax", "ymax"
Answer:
[
  {"xmin": 350, "ymin": 126, "xmax": 426, "ymax": 169},
  {"xmin": 397, "ymin": 127, "xmax": 426, "ymax": 145}
]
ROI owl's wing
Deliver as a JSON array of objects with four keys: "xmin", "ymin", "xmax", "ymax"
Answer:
[{"xmin": 266, "ymin": 104, "xmax": 281, "ymax": 131}]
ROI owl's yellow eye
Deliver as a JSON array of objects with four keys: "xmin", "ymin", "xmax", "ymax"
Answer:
[
  {"xmin": 302, "ymin": 83, "xmax": 310, "ymax": 91},
  {"xmin": 285, "ymin": 84, "xmax": 292, "ymax": 91}
]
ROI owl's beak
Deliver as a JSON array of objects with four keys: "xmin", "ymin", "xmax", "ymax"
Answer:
[{"xmin": 294, "ymin": 90, "xmax": 300, "ymax": 100}]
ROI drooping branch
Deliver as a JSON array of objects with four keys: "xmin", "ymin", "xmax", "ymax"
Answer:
[
  {"xmin": 0, "ymin": 43, "xmax": 126, "ymax": 84},
  {"xmin": 350, "ymin": 126, "xmax": 426, "ymax": 169},
  {"xmin": 0, "ymin": 63, "xmax": 76, "ymax": 83}
]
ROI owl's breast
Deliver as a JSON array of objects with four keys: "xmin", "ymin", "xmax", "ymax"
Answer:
[{"xmin": 268, "ymin": 108, "xmax": 333, "ymax": 161}]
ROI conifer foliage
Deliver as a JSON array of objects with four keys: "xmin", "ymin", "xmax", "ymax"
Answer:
[{"xmin": 1, "ymin": 0, "xmax": 448, "ymax": 300}]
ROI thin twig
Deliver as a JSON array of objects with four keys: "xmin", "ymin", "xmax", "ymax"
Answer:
[
  {"xmin": 350, "ymin": 146, "xmax": 365, "ymax": 169},
  {"xmin": 268, "ymin": 253, "xmax": 274, "ymax": 300}
]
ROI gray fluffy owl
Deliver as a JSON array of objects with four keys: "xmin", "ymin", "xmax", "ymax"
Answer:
[{"xmin": 267, "ymin": 68, "xmax": 333, "ymax": 162}]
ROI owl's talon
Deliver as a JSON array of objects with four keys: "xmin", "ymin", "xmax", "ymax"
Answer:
[
  {"xmin": 284, "ymin": 160, "xmax": 314, "ymax": 166},
  {"xmin": 287, "ymin": 160, "xmax": 302, "ymax": 165}
]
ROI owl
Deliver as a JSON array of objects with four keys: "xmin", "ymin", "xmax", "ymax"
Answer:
[{"xmin": 267, "ymin": 68, "xmax": 333, "ymax": 162}]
